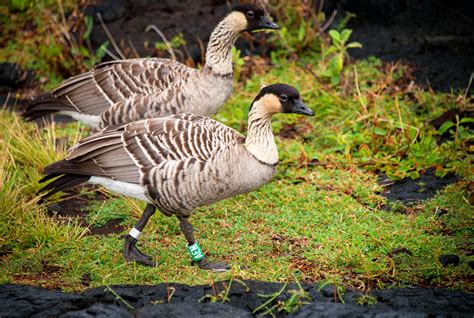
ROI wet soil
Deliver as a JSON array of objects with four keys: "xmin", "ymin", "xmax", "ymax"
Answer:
[
  {"xmin": 82, "ymin": 0, "xmax": 275, "ymax": 63},
  {"xmin": 379, "ymin": 168, "xmax": 459, "ymax": 204},
  {"xmin": 46, "ymin": 186, "xmax": 124, "ymax": 236},
  {"xmin": 278, "ymin": 118, "xmax": 313, "ymax": 139},
  {"xmin": 1, "ymin": 281, "xmax": 473, "ymax": 317},
  {"xmin": 324, "ymin": 0, "xmax": 474, "ymax": 92}
]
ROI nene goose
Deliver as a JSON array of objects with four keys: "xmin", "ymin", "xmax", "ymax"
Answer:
[
  {"xmin": 23, "ymin": 4, "xmax": 279, "ymax": 128},
  {"xmin": 39, "ymin": 84, "xmax": 314, "ymax": 270}
]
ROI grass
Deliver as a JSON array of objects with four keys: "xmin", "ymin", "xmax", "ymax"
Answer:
[
  {"xmin": 0, "ymin": 53, "xmax": 472, "ymax": 292},
  {"xmin": 0, "ymin": 0, "xmax": 472, "ymax": 294}
]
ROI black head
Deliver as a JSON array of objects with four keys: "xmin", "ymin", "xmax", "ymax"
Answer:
[
  {"xmin": 231, "ymin": 4, "xmax": 279, "ymax": 31},
  {"xmin": 252, "ymin": 84, "xmax": 314, "ymax": 116}
]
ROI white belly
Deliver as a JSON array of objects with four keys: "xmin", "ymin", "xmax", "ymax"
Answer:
[
  {"xmin": 59, "ymin": 111, "xmax": 101, "ymax": 128},
  {"xmin": 88, "ymin": 176, "xmax": 151, "ymax": 203}
]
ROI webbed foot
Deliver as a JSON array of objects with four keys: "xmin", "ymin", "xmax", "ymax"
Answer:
[
  {"xmin": 123, "ymin": 234, "xmax": 156, "ymax": 267},
  {"xmin": 195, "ymin": 257, "xmax": 231, "ymax": 272}
]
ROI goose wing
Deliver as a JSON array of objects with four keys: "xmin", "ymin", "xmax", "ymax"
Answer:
[
  {"xmin": 120, "ymin": 114, "xmax": 244, "ymax": 168},
  {"xmin": 56, "ymin": 114, "xmax": 244, "ymax": 183},
  {"xmin": 25, "ymin": 58, "xmax": 194, "ymax": 120}
]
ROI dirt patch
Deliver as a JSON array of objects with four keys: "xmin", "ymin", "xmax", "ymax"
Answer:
[
  {"xmin": 278, "ymin": 118, "xmax": 313, "ymax": 139},
  {"xmin": 324, "ymin": 0, "xmax": 474, "ymax": 92},
  {"xmin": 1, "ymin": 281, "xmax": 473, "ymax": 317},
  {"xmin": 84, "ymin": 0, "xmax": 272, "ymax": 64},
  {"xmin": 11, "ymin": 274, "xmax": 65, "ymax": 290},
  {"xmin": 0, "ymin": 62, "xmax": 40, "ymax": 112},
  {"xmin": 12, "ymin": 261, "xmax": 65, "ymax": 290},
  {"xmin": 46, "ymin": 186, "xmax": 125, "ymax": 236},
  {"xmin": 270, "ymin": 233, "xmax": 314, "ymax": 255},
  {"xmin": 379, "ymin": 168, "xmax": 458, "ymax": 204}
]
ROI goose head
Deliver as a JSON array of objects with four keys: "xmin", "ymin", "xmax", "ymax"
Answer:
[
  {"xmin": 227, "ymin": 4, "xmax": 279, "ymax": 33},
  {"xmin": 251, "ymin": 84, "xmax": 314, "ymax": 116}
]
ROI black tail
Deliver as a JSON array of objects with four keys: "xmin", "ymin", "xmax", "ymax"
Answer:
[
  {"xmin": 38, "ymin": 159, "xmax": 91, "ymax": 201},
  {"xmin": 23, "ymin": 93, "xmax": 75, "ymax": 122}
]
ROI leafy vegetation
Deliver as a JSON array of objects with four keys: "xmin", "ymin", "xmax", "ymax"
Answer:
[
  {"xmin": 0, "ymin": 0, "xmax": 472, "ymax": 296},
  {"xmin": 253, "ymin": 275, "xmax": 312, "ymax": 316},
  {"xmin": 267, "ymin": 0, "xmax": 327, "ymax": 58},
  {"xmin": 322, "ymin": 29, "xmax": 361, "ymax": 85},
  {"xmin": 0, "ymin": 1, "xmax": 110, "ymax": 89}
]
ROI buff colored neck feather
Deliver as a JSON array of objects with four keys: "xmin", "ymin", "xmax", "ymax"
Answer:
[
  {"xmin": 245, "ymin": 94, "xmax": 281, "ymax": 165},
  {"xmin": 205, "ymin": 11, "xmax": 247, "ymax": 75}
]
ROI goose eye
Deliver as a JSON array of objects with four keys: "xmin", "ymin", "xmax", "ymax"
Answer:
[
  {"xmin": 246, "ymin": 11, "xmax": 254, "ymax": 18},
  {"xmin": 280, "ymin": 94, "xmax": 288, "ymax": 101}
]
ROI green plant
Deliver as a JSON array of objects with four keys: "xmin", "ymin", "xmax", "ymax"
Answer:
[
  {"xmin": 199, "ymin": 277, "xmax": 233, "ymax": 303},
  {"xmin": 253, "ymin": 282, "xmax": 287, "ymax": 316},
  {"xmin": 0, "ymin": 111, "xmax": 84, "ymax": 254},
  {"xmin": 437, "ymin": 116, "xmax": 474, "ymax": 146},
  {"xmin": 151, "ymin": 32, "xmax": 186, "ymax": 62},
  {"xmin": 253, "ymin": 275, "xmax": 312, "ymax": 316},
  {"xmin": 321, "ymin": 29, "xmax": 361, "ymax": 85},
  {"xmin": 231, "ymin": 46, "xmax": 245, "ymax": 82},
  {"xmin": 318, "ymin": 278, "xmax": 346, "ymax": 304},
  {"xmin": 154, "ymin": 33, "xmax": 186, "ymax": 52},
  {"xmin": 278, "ymin": 276, "xmax": 312, "ymax": 314},
  {"xmin": 9, "ymin": 0, "xmax": 29, "ymax": 11},
  {"xmin": 76, "ymin": 14, "xmax": 109, "ymax": 70},
  {"xmin": 267, "ymin": 0, "xmax": 326, "ymax": 59},
  {"xmin": 104, "ymin": 284, "xmax": 135, "ymax": 310},
  {"xmin": 355, "ymin": 294, "xmax": 377, "ymax": 306}
]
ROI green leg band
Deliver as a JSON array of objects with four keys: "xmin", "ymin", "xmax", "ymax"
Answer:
[{"xmin": 187, "ymin": 241, "xmax": 205, "ymax": 262}]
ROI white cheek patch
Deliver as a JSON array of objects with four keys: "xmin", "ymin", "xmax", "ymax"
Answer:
[
  {"xmin": 225, "ymin": 11, "xmax": 248, "ymax": 31},
  {"xmin": 260, "ymin": 94, "xmax": 281, "ymax": 114}
]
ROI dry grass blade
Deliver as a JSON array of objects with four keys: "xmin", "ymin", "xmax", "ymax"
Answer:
[
  {"xmin": 464, "ymin": 72, "xmax": 473, "ymax": 101},
  {"xmin": 97, "ymin": 13, "xmax": 126, "ymax": 60},
  {"xmin": 146, "ymin": 24, "xmax": 177, "ymax": 61}
]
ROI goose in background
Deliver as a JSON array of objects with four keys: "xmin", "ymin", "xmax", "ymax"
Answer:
[
  {"xmin": 23, "ymin": 4, "xmax": 279, "ymax": 128},
  {"xmin": 39, "ymin": 83, "xmax": 314, "ymax": 271}
]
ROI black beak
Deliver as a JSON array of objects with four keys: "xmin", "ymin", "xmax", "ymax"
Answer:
[
  {"xmin": 257, "ymin": 15, "xmax": 280, "ymax": 30},
  {"xmin": 291, "ymin": 99, "xmax": 314, "ymax": 116}
]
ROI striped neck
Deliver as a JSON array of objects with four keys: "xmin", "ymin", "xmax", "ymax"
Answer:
[
  {"xmin": 205, "ymin": 12, "xmax": 244, "ymax": 76},
  {"xmin": 244, "ymin": 103, "xmax": 278, "ymax": 166}
]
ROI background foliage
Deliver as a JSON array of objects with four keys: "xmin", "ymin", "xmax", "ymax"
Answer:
[{"xmin": 0, "ymin": 0, "xmax": 472, "ymax": 292}]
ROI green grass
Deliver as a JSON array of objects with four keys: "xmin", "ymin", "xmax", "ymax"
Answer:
[
  {"xmin": 84, "ymin": 198, "xmax": 131, "ymax": 227},
  {"xmin": 0, "ymin": 0, "xmax": 472, "ymax": 293},
  {"xmin": 0, "ymin": 52, "xmax": 472, "ymax": 292}
]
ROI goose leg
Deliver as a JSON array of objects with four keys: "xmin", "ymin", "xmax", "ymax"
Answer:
[
  {"xmin": 179, "ymin": 217, "xmax": 231, "ymax": 272},
  {"xmin": 123, "ymin": 204, "xmax": 156, "ymax": 267}
]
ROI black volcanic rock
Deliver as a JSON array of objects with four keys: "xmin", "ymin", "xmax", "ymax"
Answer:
[
  {"xmin": 1, "ymin": 281, "xmax": 473, "ymax": 317},
  {"xmin": 439, "ymin": 254, "xmax": 460, "ymax": 267}
]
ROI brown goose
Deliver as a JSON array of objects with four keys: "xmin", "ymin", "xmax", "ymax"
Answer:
[
  {"xmin": 39, "ymin": 84, "xmax": 314, "ymax": 270},
  {"xmin": 23, "ymin": 4, "xmax": 279, "ymax": 128}
]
